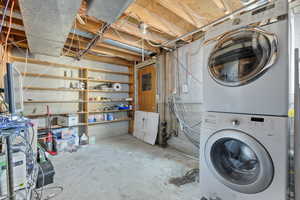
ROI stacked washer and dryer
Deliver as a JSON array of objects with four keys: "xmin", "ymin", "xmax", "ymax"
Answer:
[{"xmin": 200, "ymin": 0, "xmax": 290, "ymax": 200}]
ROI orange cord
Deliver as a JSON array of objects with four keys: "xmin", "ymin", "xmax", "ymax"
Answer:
[{"xmin": 1, "ymin": 0, "xmax": 14, "ymax": 64}]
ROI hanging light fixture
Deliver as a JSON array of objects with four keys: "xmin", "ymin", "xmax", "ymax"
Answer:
[{"xmin": 139, "ymin": 22, "xmax": 148, "ymax": 35}]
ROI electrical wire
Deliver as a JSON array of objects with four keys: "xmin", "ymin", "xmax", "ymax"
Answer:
[
  {"xmin": 169, "ymin": 95, "xmax": 201, "ymax": 148},
  {"xmin": 1, "ymin": 0, "xmax": 14, "ymax": 64},
  {"xmin": 0, "ymin": 0, "xmax": 10, "ymax": 33},
  {"xmin": 0, "ymin": 117, "xmax": 64, "ymax": 200},
  {"xmin": 167, "ymin": 40, "xmax": 205, "ymax": 148}
]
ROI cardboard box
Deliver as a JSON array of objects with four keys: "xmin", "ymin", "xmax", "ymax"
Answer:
[{"xmin": 57, "ymin": 114, "xmax": 78, "ymax": 126}]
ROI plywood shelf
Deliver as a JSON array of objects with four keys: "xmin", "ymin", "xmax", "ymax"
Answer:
[
  {"xmin": 88, "ymin": 118, "xmax": 131, "ymax": 125},
  {"xmin": 22, "ymin": 72, "xmax": 87, "ymax": 81},
  {"xmin": 25, "ymin": 112, "xmax": 87, "ymax": 118},
  {"xmin": 10, "ymin": 56, "xmax": 83, "ymax": 70},
  {"xmin": 89, "ymin": 100, "xmax": 132, "ymax": 103},
  {"xmin": 87, "ymin": 68, "xmax": 132, "ymax": 76},
  {"xmin": 89, "ymin": 110, "xmax": 133, "ymax": 114},
  {"xmin": 87, "ymin": 79, "xmax": 132, "ymax": 84},
  {"xmin": 87, "ymin": 89, "xmax": 129, "ymax": 93},
  {"xmin": 37, "ymin": 123, "xmax": 87, "ymax": 131},
  {"xmin": 24, "ymin": 100, "xmax": 85, "ymax": 104},
  {"xmin": 24, "ymin": 100, "xmax": 132, "ymax": 103},
  {"xmin": 24, "ymin": 87, "xmax": 129, "ymax": 93},
  {"xmin": 24, "ymin": 86, "xmax": 85, "ymax": 92},
  {"xmin": 10, "ymin": 56, "xmax": 132, "ymax": 76}
]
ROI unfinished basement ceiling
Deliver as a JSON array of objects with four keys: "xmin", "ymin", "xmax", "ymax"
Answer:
[
  {"xmin": 18, "ymin": 0, "xmax": 82, "ymax": 56},
  {"xmin": 0, "ymin": 0, "xmax": 265, "ymax": 64}
]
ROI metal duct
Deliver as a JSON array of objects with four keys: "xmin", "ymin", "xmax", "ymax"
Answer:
[
  {"xmin": 87, "ymin": 0, "xmax": 134, "ymax": 24},
  {"xmin": 19, "ymin": 0, "xmax": 82, "ymax": 56}
]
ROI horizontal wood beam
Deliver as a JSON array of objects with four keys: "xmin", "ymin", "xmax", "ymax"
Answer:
[
  {"xmin": 63, "ymin": 51, "xmax": 134, "ymax": 67},
  {"xmin": 67, "ymin": 33, "xmax": 142, "ymax": 61},
  {"xmin": 110, "ymin": 17, "xmax": 171, "ymax": 44},
  {"xmin": 0, "ymin": 2, "xmax": 21, "ymax": 13},
  {"xmin": 64, "ymin": 38, "xmax": 141, "ymax": 61},
  {"xmin": 69, "ymin": 34, "xmax": 141, "ymax": 57},
  {"xmin": 76, "ymin": 18, "xmax": 159, "ymax": 53},
  {"xmin": 10, "ymin": 56, "xmax": 133, "ymax": 74},
  {"xmin": 154, "ymin": 0, "xmax": 206, "ymax": 28},
  {"xmin": 0, "ymin": 14, "xmax": 23, "ymax": 26},
  {"xmin": 4, "ymin": 26, "xmax": 142, "ymax": 62},
  {"xmin": 125, "ymin": 1, "xmax": 196, "ymax": 39}
]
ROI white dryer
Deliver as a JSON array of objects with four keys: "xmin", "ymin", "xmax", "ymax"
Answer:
[
  {"xmin": 203, "ymin": 0, "xmax": 289, "ymax": 116},
  {"xmin": 200, "ymin": 112, "xmax": 288, "ymax": 200}
]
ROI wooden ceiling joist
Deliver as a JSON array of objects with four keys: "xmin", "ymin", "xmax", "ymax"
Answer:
[
  {"xmin": 64, "ymin": 51, "xmax": 134, "ymax": 67},
  {"xmin": 64, "ymin": 38, "xmax": 141, "ymax": 61},
  {"xmin": 76, "ymin": 19, "xmax": 158, "ymax": 53},
  {"xmin": 153, "ymin": 0, "xmax": 206, "ymax": 28},
  {"xmin": 110, "ymin": 17, "xmax": 172, "ymax": 44},
  {"xmin": 212, "ymin": 0, "xmax": 227, "ymax": 12},
  {"xmin": 125, "ymin": 0, "xmax": 196, "ymax": 39},
  {"xmin": 68, "ymin": 33, "xmax": 141, "ymax": 58},
  {"xmin": 0, "ymin": 14, "xmax": 23, "ymax": 26},
  {"xmin": 2, "ymin": 27, "xmax": 26, "ymax": 38},
  {"xmin": 0, "ymin": 2, "xmax": 21, "ymax": 13}
]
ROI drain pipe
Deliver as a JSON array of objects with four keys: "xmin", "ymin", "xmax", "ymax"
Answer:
[
  {"xmin": 294, "ymin": 48, "xmax": 300, "ymax": 200},
  {"xmin": 161, "ymin": 0, "xmax": 265, "ymax": 47}
]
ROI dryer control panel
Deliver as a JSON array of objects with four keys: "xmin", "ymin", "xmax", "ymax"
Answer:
[{"xmin": 205, "ymin": 0, "xmax": 288, "ymax": 41}]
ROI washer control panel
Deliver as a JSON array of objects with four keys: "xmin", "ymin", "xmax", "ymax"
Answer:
[
  {"xmin": 201, "ymin": 112, "xmax": 284, "ymax": 133},
  {"xmin": 231, "ymin": 119, "xmax": 240, "ymax": 127}
]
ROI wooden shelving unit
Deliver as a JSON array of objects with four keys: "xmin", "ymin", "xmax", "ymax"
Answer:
[
  {"xmin": 11, "ymin": 56, "xmax": 135, "ymax": 136},
  {"xmin": 87, "ymin": 79, "xmax": 131, "ymax": 84},
  {"xmin": 88, "ymin": 118, "xmax": 131, "ymax": 126},
  {"xmin": 24, "ymin": 86, "xmax": 85, "ymax": 92},
  {"xmin": 21, "ymin": 72, "xmax": 87, "ymax": 81},
  {"xmin": 89, "ymin": 110, "xmax": 133, "ymax": 114},
  {"xmin": 24, "ymin": 86, "xmax": 130, "ymax": 93},
  {"xmin": 86, "ymin": 89, "xmax": 129, "ymax": 93},
  {"xmin": 24, "ymin": 100, "xmax": 132, "ymax": 104},
  {"xmin": 24, "ymin": 100, "xmax": 85, "ymax": 104},
  {"xmin": 37, "ymin": 123, "xmax": 87, "ymax": 131},
  {"xmin": 25, "ymin": 112, "xmax": 87, "ymax": 118}
]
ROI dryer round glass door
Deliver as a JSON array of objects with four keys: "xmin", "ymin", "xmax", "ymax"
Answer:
[
  {"xmin": 205, "ymin": 129, "xmax": 274, "ymax": 194},
  {"xmin": 208, "ymin": 27, "xmax": 278, "ymax": 86}
]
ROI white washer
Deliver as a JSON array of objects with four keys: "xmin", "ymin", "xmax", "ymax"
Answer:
[
  {"xmin": 200, "ymin": 112, "xmax": 288, "ymax": 200},
  {"xmin": 203, "ymin": 0, "xmax": 289, "ymax": 116}
]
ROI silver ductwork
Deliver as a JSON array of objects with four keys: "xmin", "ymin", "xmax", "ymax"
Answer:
[
  {"xmin": 19, "ymin": 0, "xmax": 82, "ymax": 56},
  {"xmin": 87, "ymin": 0, "xmax": 134, "ymax": 24}
]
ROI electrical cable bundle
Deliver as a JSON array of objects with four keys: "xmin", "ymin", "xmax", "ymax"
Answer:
[
  {"xmin": 167, "ymin": 41, "xmax": 205, "ymax": 148},
  {"xmin": 169, "ymin": 95, "xmax": 201, "ymax": 148},
  {"xmin": 0, "ymin": 116, "xmax": 63, "ymax": 200}
]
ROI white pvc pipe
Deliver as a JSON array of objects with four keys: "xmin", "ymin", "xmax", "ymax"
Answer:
[{"xmin": 294, "ymin": 48, "xmax": 300, "ymax": 200}]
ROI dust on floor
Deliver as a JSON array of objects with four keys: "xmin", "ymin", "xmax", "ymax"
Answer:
[{"xmin": 49, "ymin": 135, "xmax": 200, "ymax": 200}]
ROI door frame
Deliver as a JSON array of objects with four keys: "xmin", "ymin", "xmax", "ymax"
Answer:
[{"xmin": 135, "ymin": 58, "xmax": 158, "ymax": 112}]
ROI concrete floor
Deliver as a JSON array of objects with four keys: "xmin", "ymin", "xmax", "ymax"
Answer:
[{"xmin": 50, "ymin": 135, "xmax": 200, "ymax": 200}]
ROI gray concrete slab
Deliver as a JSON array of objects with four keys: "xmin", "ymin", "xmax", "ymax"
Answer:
[{"xmin": 50, "ymin": 135, "xmax": 200, "ymax": 200}]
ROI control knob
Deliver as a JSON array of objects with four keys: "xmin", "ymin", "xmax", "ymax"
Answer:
[{"xmin": 232, "ymin": 120, "xmax": 240, "ymax": 126}]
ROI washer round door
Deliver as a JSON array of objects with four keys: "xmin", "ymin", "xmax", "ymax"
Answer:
[
  {"xmin": 205, "ymin": 129, "xmax": 274, "ymax": 194},
  {"xmin": 208, "ymin": 27, "xmax": 278, "ymax": 86}
]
